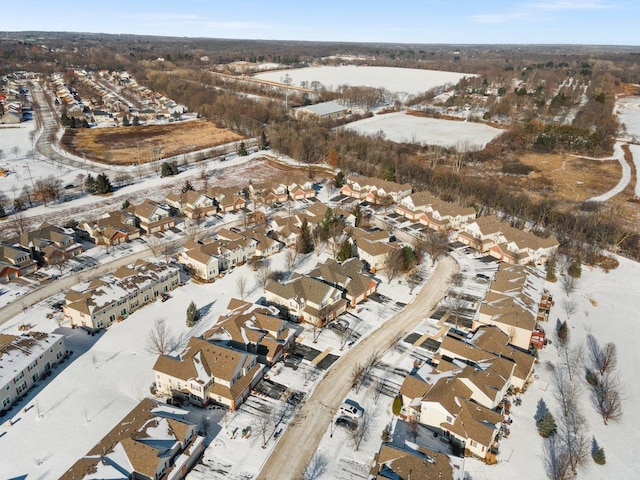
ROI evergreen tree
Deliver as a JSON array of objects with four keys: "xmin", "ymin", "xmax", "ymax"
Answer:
[
  {"xmin": 122, "ymin": 200, "xmax": 131, "ymax": 210},
  {"xmin": 186, "ymin": 301, "xmax": 200, "ymax": 327},
  {"xmin": 568, "ymin": 260, "xmax": 582, "ymax": 278},
  {"xmin": 557, "ymin": 320, "xmax": 569, "ymax": 346},
  {"xmin": 237, "ymin": 141, "xmax": 248, "ymax": 156},
  {"xmin": 259, "ymin": 130, "xmax": 269, "ymax": 150},
  {"xmin": 546, "ymin": 256, "xmax": 557, "ymax": 281},
  {"xmin": 95, "ymin": 173, "xmax": 113, "ymax": 194},
  {"xmin": 296, "ymin": 218, "xmax": 314, "ymax": 254},
  {"xmin": 336, "ymin": 240, "xmax": 355, "ymax": 262},
  {"xmin": 85, "ymin": 174, "xmax": 97, "ymax": 194},
  {"xmin": 122, "ymin": 115, "xmax": 130, "ymax": 127},
  {"xmin": 334, "ymin": 171, "xmax": 345, "ymax": 188},
  {"xmin": 181, "ymin": 180, "xmax": 194, "ymax": 193},
  {"xmin": 0, "ymin": 204, "xmax": 5, "ymax": 218},
  {"xmin": 592, "ymin": 447, "xmax": 606, "ymax": 465},
  {"xmin": 132, "ymin": 116, "xmax": 140, "ymax": 126},
  {"xmin": 536, "ymin": 411, "xmax": 558, "ymax": 438},
  {"xmin": 381, "ymin": 165, "xmax": 396, "ymax": 182}
]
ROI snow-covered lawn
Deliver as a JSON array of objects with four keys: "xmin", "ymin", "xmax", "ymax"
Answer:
[
  {"xmin": 344, "ymin": 111, "xmax": 504, "ymax": 148},
  {"xmin": 0, "ymin": 122, "xmax": 81, "ymax": 198},
  {"xmin": 255, "ymin": 65, "xmax": 473, "ymax": 96}
]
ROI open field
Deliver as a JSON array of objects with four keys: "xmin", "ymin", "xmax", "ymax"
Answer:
[
  {"xmin": 346, "ymin": 111, "xmax": 504, "ymax": 148},
  {"xmin": 255, "ymin": 65, "xmax": 473, "ymax": 96},
  {"xmin": 62, "ymin": 120, "xmax": 243, "ymax": 165},
  {"xmin": 515, "ymin": 152, "xmax": 624, "ymax": 203}
]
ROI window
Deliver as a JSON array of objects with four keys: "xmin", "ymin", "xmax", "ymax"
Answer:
[
  {"xmin": 446, "ymin": 415, "xmax": 452, "ymax": 423},
  {"xmin": 2, "ymin": 397, "xmax": 10, "ymax": 408}
]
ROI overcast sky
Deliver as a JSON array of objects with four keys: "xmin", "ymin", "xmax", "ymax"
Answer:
[{"xmin": 1, "ymin": 0, "xmax": 638, "ymax": 45}]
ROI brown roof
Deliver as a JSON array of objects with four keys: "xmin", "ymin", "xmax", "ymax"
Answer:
[{"xmin": 374, "ymin": 443, "xmax": 454, "ymax": 480}]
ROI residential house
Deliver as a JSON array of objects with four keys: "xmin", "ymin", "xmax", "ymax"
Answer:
[
  {"xmin": 396, "ymin": 191, "xmax": 476, "ymax": 231},
  {"xmin": 248, "ymin": 180, "xmax": 288, "ymax": 205},
  {"xmin": 285, "ymin": 175, "xmax": 316, "ymax": 200},
  {"xmin": 14, "ymin": 222, "xmax": 83, "ymax": 266},
  {"xmin": 127, "ymin": 199, "xmax": 175, "ymax": 234},
  {"xmin": 0, "ymin": 332, "xmax": 66, "ymax": 413},
  {"xmin": 371, "ymin": 442, "xmax": 457, "ymax": 480},
  {"xmin": 269, "ymin": 216, "xmax": 301, "ymax": 247},
  {"xmin": 79, "ymin": 210, "xmax": 141, "ymax": 246},
  {"xmin": 153, "ymin": 337, "xmax": 264, "ymax": 410},
  {"xmin": 400, "ymin": 371, "xmax": 504, "ymax": 460},
  {"xmin": 179, "ymin": 243, "xmax": 220, "ymax": 281},
  {"xmin": 203, "ymin": 299, "xmax": 294, "ymax": 365},
  {"xmin": 166, "ymin": 190, "xmax": 217, "ymax": 219},
  {"xmin": 473, "ymin": 264, "xmax": 547, "ymax": 350},
  {"xmin": 307, "ymin": 258, "xmax": 378, "ymax": 307},
  {"xmin": 207, "ymin": 186, "xmax": 247, "ymax": 213},
  {"xmin": 61, "ymin": 398, "xmax": 204, "ymax": 480},
  {"xmin": 63, "ymin": 260, "xmax": 180, "ymax": 329},
  {"xmin": 0, "ymin": 243, "xmax": 36, "ymax": 281},
  {"xmin": 265, "ymin": 275, "xmax": 348, "ymax": 326},
  {"xmin": 341, "ymin": 175, "xmax": 412, "ymax": 205},
  {"xmin": 457, "ymin": 215, "xmax": 559, "ymax": 265}
]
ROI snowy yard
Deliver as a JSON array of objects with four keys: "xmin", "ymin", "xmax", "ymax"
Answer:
[
  {"xmin": 344, "ymin": 111, "xmax": 504, "ymax": 148},
  {"xmin": 255, "ymin": 65, "xmax": 474, "ymax": 96}
]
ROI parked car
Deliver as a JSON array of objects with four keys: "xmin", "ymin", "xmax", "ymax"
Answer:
[
  {"xmin": 335, "ymin": 415, "xmax": 358, "ymax": 431},
  {"xmin": 339, "ymin": 402, "xmax": 364, "ymax": 419}
]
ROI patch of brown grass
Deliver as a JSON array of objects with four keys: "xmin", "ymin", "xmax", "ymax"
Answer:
[
  {"xmin": 64, "ymin": 120, "xmax": 242, "ymax": 165},
  {"xmin": 513, "ymin": 152, "xmax": 622, "ymax": 203}
]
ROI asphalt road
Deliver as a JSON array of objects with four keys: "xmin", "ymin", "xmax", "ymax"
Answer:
[{"xmin": 257, "ymin": 255, "xmax": 459, "ymax": 480}]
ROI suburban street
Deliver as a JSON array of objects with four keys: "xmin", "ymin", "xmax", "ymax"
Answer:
[{"xmin": 257, "ymin": 255, "xmax": 458, "ymax": 480}]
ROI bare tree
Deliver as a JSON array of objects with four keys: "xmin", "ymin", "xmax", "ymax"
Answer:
[
  {"xmin": 384, "ymin": 248, "xmax": 404, "ymax": 284},
  {"xmin": 562, "ymin": 299, "xmax": 577, "ymax": 321},
  {"xmin": 560, "ymin": 409, "xmax": 590, "ymax": 475},
  {"xmin": 235, "ymin": 275, "xmax": 247, "ymax": 300},
  {"xmin": 348, "ymin": 410, "xmax": 374, "ymax": 451},
  {"xmin": 592, "ymin": 373, "xmax": 622, "ymax": 425},
  {"xmin": 543, "ymin": 436, "xmax": 572, "ymax": 480},
  {"xmin": 599, "ymin": 343, "xmax": 618, "ymax": 375},
  {"xmin": 254, "ymin": 405, "xmax": 274, "ymax": 448},
  {"xmin": 11, "ymin": 145, "xmax": 20, "ymax": 158},
  {"xmin": 145, "ymin": 318, "xmax": 175, "ymax": 355},
  {"xmin": 560, "ymin": 275, "xmax": 577, "ymax": 296},
  {"xmin": 255, "ymin": 261, "xmax": 272, "ymax": 292},
  {"xmin": 284, "ymin": 248, "xmax": 298, "ymax": 274},
  {"xmin": 424, "ymin": 229, "xmax": 449, "ymax": 265},
  {"xmin": 7, "ymin": 212, "xmax": 30, "ymax": 236},
  {"xmin": 446, "ymin": 292, "xmax": 467, "ymax": 329},
  {"xmin": 303, "ymin": 452, "xmax": 329, "ymax": 480},
  {"xmin": 351, "ymin": 363, "xmax": 366, "ymax": 393},
  {"xmin": 337, "ymin": 325, "xmax": 352, "ymax": 351},
  {"xmin": 552, "ymin": 367, "xmax": 582, "ymax": 418},
  {"xmin": 183, "ymin": 220, "xmax": 204, "ymax": 241}
]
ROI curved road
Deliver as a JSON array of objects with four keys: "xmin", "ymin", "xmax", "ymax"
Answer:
[
  {"xmin": 30, "ymin": 82, "xmax": 110, "ymax": 175},
  {"xmin": 257, "ymin": 256, "xmax": 459, "ymax": 480}
]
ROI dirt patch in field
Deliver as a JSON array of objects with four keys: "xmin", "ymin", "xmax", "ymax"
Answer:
[{"xmin": 63, "ymin": 120, "xmax": 242, "ymax": 165}]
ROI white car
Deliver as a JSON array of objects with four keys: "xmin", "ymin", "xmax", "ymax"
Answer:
[{"xmin": 339, "ymin": 402, "xmax": 363, "ymax": 419}]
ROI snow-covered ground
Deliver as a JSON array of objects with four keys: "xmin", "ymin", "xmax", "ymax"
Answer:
[
  {"xmin": 255, "ymin": 65, "xmax": 473, "ymax": 96},
  {"xmin": 0, "ymin": 122, "xmax": 81, "ymax": 197},
  {"xmin": 344, "ymin": 111, "xmax": 504, "ymax": 148}
]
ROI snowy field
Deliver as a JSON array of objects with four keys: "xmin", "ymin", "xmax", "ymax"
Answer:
[
  {"xmin": 0, "ymin": 122, "xmax": 81, "ymax": 197},
  {"xmin": 344, "ymin": 111, "xmax": 504, "ymax": 148},
  {"xmin": 255, "ymin": 65, "xmax": 473, "ymax": 96},
  {"xmin": 615, "ymin": 95, "xmax": 640, "ymax": 197}
]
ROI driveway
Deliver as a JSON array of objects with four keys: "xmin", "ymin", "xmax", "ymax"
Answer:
[{"xmin": 257, "ymin": 255, "xmax": 458, "ymax": 480}]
